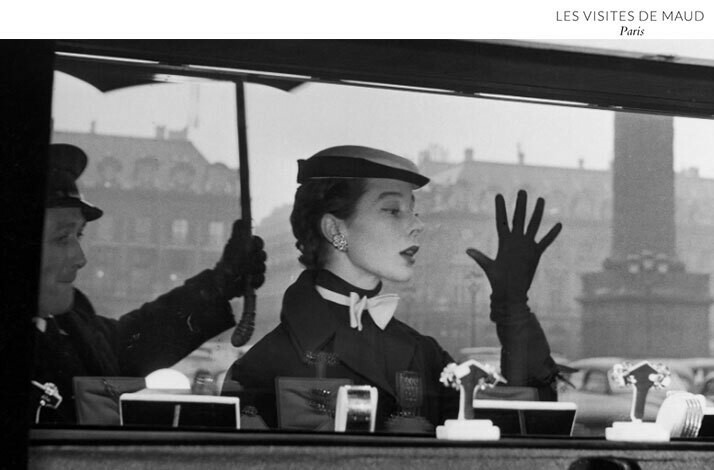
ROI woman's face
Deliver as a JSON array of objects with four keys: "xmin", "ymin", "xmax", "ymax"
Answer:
[{"xmin": 336, "ymin": 178, "xmax": 425, "ymax": 286}]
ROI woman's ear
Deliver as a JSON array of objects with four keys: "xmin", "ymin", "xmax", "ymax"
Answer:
[
  {"xmin": 322, "ymin": 214, "xmax": 349, "ymax": 253},
  {"xmin": 320, "ymin": 213, "xmax": 343, "ymax": 242}
]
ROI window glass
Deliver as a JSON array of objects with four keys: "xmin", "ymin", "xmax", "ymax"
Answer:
[
  {"xmin": 171, "ymin": 219, "xmax": 189, "ymax": 245},
  {"xmin": 208, "ymin": 221, "xmax": 226, "ymax": 248},
  {"xmin": 47, "ymin": 52, "xmax": 714, "ymax": 437},
  {"xmin": 133, "ymin": 216, "xmax": 152, "ymax": 244},
  {"xmin": 583, "ymin": 371, "xmax": 609, "ymax": 394}
]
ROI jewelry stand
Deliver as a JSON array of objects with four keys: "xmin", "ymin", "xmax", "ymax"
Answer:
[
  {"xmin": 436, "ymin": 360, "xmax": 505, "ymax": 440},
  {"xmin": 605, "ymin": 361, "xmax": 671, "ymax": 442}
]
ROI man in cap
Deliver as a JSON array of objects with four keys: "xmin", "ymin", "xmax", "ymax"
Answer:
[{"xmin": 31, "ymin": 143, "xmax": 266, "ymax": 424}]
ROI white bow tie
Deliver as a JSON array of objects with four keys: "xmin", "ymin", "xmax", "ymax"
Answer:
[{"xmin": 316, "ymin": 286, "xmax": 400, "ymax": 331}]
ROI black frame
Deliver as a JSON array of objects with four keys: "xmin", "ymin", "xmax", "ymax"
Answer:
[{"xmin": 54, "ymin": 39, "xmax": 714, "ymax": 118}]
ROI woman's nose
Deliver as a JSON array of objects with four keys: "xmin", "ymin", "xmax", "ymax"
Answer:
[{"xmin": 409, "ymin": 213, "xmax": 425, "ymax": 237}]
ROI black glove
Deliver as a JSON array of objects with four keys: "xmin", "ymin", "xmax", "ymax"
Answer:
[
  {"xmin": 214, "ymin": 220, "xmax": 267, "ymax": 300},
  {"xmin": 466, "ymin": 190, "xmax": 562, "ymax": 305}
]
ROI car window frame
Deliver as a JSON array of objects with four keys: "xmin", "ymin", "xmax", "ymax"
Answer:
[{"xmin": 22, "ymin": 39, "xmax": 714, "ymax": 448}]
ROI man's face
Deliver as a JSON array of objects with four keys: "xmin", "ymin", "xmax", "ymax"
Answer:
[{"xmin": 38, "ymin": 207, "xmax": 87, "ymax": 317}]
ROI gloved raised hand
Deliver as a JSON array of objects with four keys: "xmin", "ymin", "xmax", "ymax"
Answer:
[
  {"xmin": 466, "ymin": 190, "xmax": 561, "ymax": 305},
  {"xmin": 214, "ymin": 219, "xmax": 267, "ymax": 300}
]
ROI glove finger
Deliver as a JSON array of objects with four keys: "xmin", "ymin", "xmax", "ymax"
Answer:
[
  {"xmin": 250, "ymin": 273, "xmax": 266, "ymax": 290},
  {"xmin": 251, "ymin": 235, "xmax": 264, "ymax": 251},
  {"xmin": 466, "ymin": 248, "xmax": 493, "ymax": 273},
  {"xmin": 537, "ymin": 222, "xmax": 563, "ymax": 253},
  {"xmin": 494, "ymin": 194, "xmax": 508, "ymax": 238},
  {"xmin": 253, "ymin": 249, "xmax": 267, "ymax": 264},
  {"xmin": 231, "ymin": 219, "xmax": 251, "ymax": 239},
  {"xmin": 511, "ymin": 189, "xmax": 527, "ymax": 235},
  {"xmin": 250, "ymin": 260, "xmax": 267, "ymax": 275},
  {"xmin": 525, "ymin": 197, "xmax": 545, "ymax": 240}
]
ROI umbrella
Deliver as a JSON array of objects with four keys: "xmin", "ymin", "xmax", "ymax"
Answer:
[{"xmin": 55, "ymin": 54, "xmax": 305, "ymax": 346}]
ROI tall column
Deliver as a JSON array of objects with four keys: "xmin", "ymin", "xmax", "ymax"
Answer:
[
  {"xmin": 612, "ymin": 113, "xmax": 675, "ymax": 259},
  {"xmin": 579, "ymin": 113, "xmax": 711, "ymax": 359}
]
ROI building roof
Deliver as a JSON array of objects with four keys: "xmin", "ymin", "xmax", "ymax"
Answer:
[
  {"xmin": 52, "ymin": 129, "xmax": 238, "ymax": 195},
  {"xmin": 427, "ymin": 159, "xmax": 611, "ymax": 196}
]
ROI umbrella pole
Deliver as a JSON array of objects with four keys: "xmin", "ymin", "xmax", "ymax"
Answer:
[{"xmin": 231, "ymin": 80, "xmax": 257, "ymax": 347}]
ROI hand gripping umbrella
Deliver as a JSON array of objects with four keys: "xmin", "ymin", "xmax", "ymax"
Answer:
[{"xmin": 54, "ymin": 53, "xmax": 304, "ymax": 346}]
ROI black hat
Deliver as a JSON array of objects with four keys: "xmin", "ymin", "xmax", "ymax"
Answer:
[
  {"xmin": 297, "ymin": 145, "xmax": 430, "ymax": 188},
  {"xmin": 46, "ymin": 144, "xmax": 103, "ymax": 221}
]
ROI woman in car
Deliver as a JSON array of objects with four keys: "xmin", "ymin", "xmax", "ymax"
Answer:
[{"xmin": 223, "ymin": 145, "xmax": 561, "ymax": 432}]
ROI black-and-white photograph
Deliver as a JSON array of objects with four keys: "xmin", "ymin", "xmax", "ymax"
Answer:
[{"xmin": 3, "ymin": 10, "xmax": 714, "ymax": 469}]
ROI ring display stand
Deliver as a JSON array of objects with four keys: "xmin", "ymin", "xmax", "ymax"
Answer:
[
  {"xmin": 436, "ymin": 418, "xmax": 500, "ymax": 440},
  {"xmin": 605, "ymin": 360, "xmax": 671, "ymax": 442},
  {"xmin": 605, "ymin": 420, "xmax": 669, "ymax": 442},
  {"xmin": 436, "ymin": 360, "xmax": 506, "ymax": 441}
]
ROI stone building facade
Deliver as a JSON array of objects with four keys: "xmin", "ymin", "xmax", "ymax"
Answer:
[
  {"xmin": 256, "ymin": 148, "xmax": 714, "ymax": 360},
  {"xmin": 52, "ymin": 127, "xmax": 714, "ymax": 360}
]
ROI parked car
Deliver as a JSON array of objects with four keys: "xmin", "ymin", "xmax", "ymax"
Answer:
[
  {"xmin": 666, "ymin": 357, "xmax": 714, "ymax": 395},
  {"xmin": 559, "ymin": 357, "xmax": 693, "ymax": 436}
]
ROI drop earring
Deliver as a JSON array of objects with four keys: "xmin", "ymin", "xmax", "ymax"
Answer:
[{"xmin": 331, "ymin": 233, "xmax": 348, "ymax": 252}]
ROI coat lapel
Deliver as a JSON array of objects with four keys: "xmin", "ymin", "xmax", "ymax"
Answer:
[
  {"xmin": 281, "ymin": 271, "xmax": 340, "ymax": 360},
  {"xmin": 333, "ymin": 322, "xmax": 417, "ymax": 398},
  {"xmin": 282, "ymin": 270, "xmax": 418, "ymax": 400},
  {"xmin": 58, "ymin": 309, "xmax": 121, "ymax": 376},
  {"xmin": 382, "ymin": 320, "xmax": 420, "ymax": 380}
]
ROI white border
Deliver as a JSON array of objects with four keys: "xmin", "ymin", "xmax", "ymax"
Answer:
[{"xmin": 3, "ymin": 1, "xmax": 713, "ymax": 39}]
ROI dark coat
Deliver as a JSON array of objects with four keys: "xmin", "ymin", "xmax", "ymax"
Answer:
[
  {"xmin": 30, "ymin": 269, "xmax": 235, "ymax": 424},
  {"xmin": 224, "ymin": 270, "xmax": 460, "ymax": 430}
]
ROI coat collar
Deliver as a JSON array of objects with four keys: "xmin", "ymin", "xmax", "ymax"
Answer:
[{"xmin": 281, "ymin": 270, "xmax": 417, "ymax": 398}]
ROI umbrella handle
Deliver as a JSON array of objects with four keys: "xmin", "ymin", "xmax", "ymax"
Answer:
[
  {"xmin": 230, "ymin": 284, "xmax": 256, "ymax": 347},
  {"xmin": 230, "ymin": 80, "xmax": 256, "ymax": 348}
]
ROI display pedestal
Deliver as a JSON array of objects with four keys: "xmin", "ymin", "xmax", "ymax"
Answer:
[
  {"xmin": 605, "ymin": 421, "xmax": 669, "ymax": 442},
  {"xmin": 436, "ymin": 419, "xmax": 500, "ymax": 441}
]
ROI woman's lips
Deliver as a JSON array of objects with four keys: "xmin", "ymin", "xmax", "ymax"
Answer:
[{"xmin": 400, "ymin": 245, "xmax": 419, "ymax": 264}]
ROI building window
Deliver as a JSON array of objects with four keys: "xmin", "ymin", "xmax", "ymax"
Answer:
[
  {"xmin": 133, "ymin": 216, "xmax": 152, "ymax": 244},
  {"xmin": 171, "ymin": 219, "xmax": 189, "ymax": 245},
  {"xmin": 88, "ymin": 246, "xmax": 118, "ymax": 292},
  {"xmin": 166, "ymin": 250, "xmax": 190, "ymax": 285},
  {"xmin": 128, "ymin": 248, "xmax": 157, "ymax": 297},
  {"xmin": 97, "ymin": 156, "xmax": 123, "ymax": 188},
  {"xmin": 169, "ymin": 161, "xmax": 196, "ymax": 192},
  {"xmin": 134, "ymin": 156, "xmax": 160, "ymax": 189},
  {"xmin": 208, "ymin": 221, "xmax": 225, "ymax": 248}
]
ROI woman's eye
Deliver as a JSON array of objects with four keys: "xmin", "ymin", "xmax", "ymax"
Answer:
[{"xmin": 383, "ymin": 208, "xmax": 401, "ymax": 216}]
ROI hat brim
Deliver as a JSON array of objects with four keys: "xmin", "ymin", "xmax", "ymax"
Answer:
[
  {"xmin": 297, "ymin": 156, "xmax": 430, "ymax": 188},
  {"xmin": 48, "ymin": 197, "xmax": 103, "ymax": 222}
]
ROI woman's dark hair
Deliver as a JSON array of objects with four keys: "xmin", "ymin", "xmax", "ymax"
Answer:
[{"xmin": 290, "ymin": 178, "xmax": 367, "ymax": 269}]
